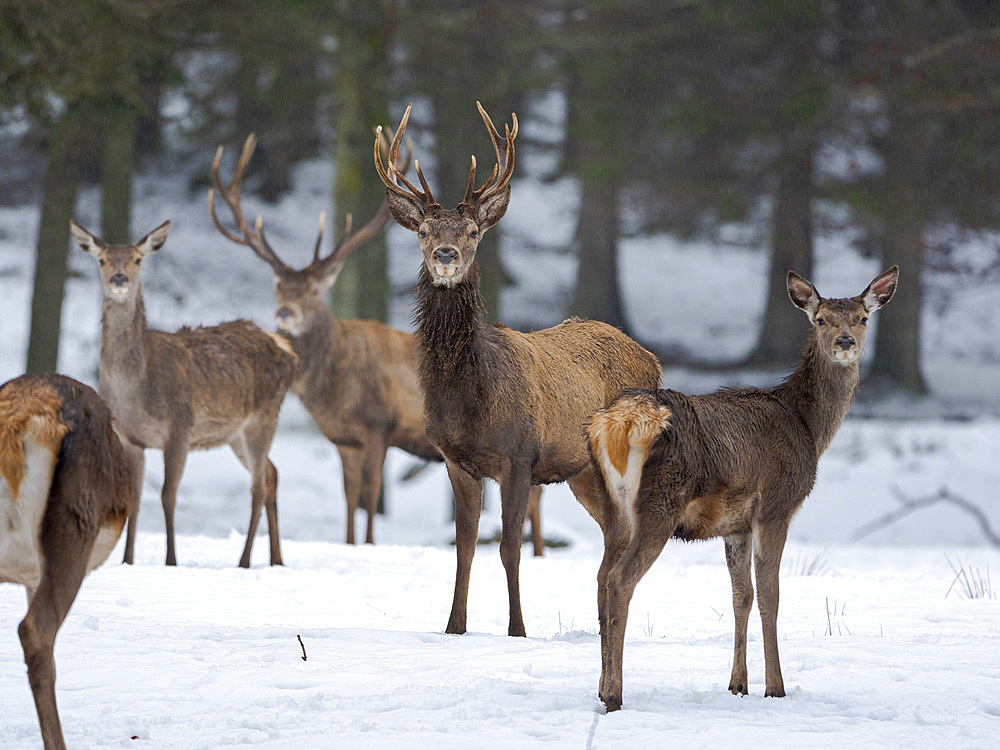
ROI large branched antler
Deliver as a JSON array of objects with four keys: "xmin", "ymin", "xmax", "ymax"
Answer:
[
  {"xmin": 211, "ymin": 132, "xmax": 407, "ymax": 277},
  {"xmin": 208, "ymin": 133, "xmax": 293, "ymax": 273},
  {"xmin": 374, "ymin": 101, "xmax": 518, "ymax": 211},
  {"xmin": 463, "ymin": 101, "xmax": 518, "ymax": 206},
  {"xmin": 374, "ymin": 103, "xmax": 438, "ymax": 207}
]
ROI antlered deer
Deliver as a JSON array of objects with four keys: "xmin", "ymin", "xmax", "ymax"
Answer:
[
  {"xmin": 587, "ymin": 266, "xmax": 898, "ymax": 711},
  {"xmin": 209, "ymin": 135, "xmax": 546, "ymax": 550},
  {"xmin": 375, "ymin": 102, "xmax": 661, "ymax": 636},
  {"xmin": 72, "ymin": 218, "xmax": 297, "ymax": 568},
  {"xmin": 1, "ymin": 373, "xmax": 135, "ymax": 749}
]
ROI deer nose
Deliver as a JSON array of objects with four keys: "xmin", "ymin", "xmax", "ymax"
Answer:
[
  {"xmin": 434, "ymin": 247, "xmax": 457, "ymax": 265},
  {"xmin": 276, "ymin": 307, "xmax": 294, "ymax": 321},
  {"xmin": 110, "ymin": 272, "xmax": 128, "ymax": 287},
  {"xmin": 836, "ymin": 335, "xmax": 855, "ymax": 350}
]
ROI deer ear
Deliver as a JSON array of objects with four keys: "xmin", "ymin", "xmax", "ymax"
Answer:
[
  {"xmin": 135, "ymin": 220, "xmax": 171, "ymax": 256},
  {"xmin": 385, "ymin": 191, "xmax": 424, "ymax": 232},
  {"xmin": 475, "ymin": 185, "xmax": 510, "ymax": 234},
  {"xmin": 860, "ymin": 265, "xmax": 898, "ymax": 312},
  {"xmin": 70, "ymin": 220, "xmax": 102, "ymax": 256},
  {"xmin": 786, "ymin": 271, "xmax": 820, "ymax": 317}
]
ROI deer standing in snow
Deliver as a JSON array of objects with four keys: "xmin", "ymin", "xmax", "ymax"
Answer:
[
  {"xmin": 72, "ymin": 219, "xmax": 297, "ymax": 567},
  {"xmin": 586, "ymin": 266, "xmax": 898, "ymax": 710},
  {"xmin": 375, "ymin": 102, "xmax": 661, "ymax": 636},
  {"xmin": 209, "ymin": 134, "xmax": 546, "ymax": 550},
  {"xmin": 1, "ymin": 373, "xmax": 135, "ymax": 749}
]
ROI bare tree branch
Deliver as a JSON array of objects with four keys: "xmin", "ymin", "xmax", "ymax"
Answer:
[{"xmin": 852, "ymin": 485, "xmax": 1000, "ymax": 547}]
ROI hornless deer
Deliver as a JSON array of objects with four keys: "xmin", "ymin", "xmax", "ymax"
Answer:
[
  {"xmin": 209, "ymin": 135, "xmax": 546, "ymax": 550},
  {"xmin": 586, "ymin": 266, "xmax": 898, "ymax": 711},
  {"xmin": 1, "ymin": 373, "xmax": 135, "ymax": 749},
  {"xmin": 375, "ymin": 102, "xmax": 662, "ymax": 636},
  {"xmin": 71, "ymin": 218, "xmax": 298, "ymax": 568}
]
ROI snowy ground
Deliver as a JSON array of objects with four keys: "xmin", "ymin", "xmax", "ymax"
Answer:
[{"xmin": 2, "ymin": 154, "xmax": 1000, "ymax": 747}]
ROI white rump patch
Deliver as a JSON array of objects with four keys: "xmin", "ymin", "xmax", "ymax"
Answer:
[
  {"xmin": 596, "ymin": 441, "xmax": 647, "ymax": 534},
  {"xmin": 0, "ymin": 431, "xmax": 58, "ymax": 590}
]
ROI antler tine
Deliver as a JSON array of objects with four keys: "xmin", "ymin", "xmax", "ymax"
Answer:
[
  {"xmin": 310, "ymin": 211, "xmax": 327, "ymax": 265},
  {"xmin": 374, "ymin": 104, "xmax": 436, "ymax": 206},
  {"xmin": 208, "ymin": 134, "xmax": 289, "ymax": 272},
  {"xmin": 475, "ymin": 101, "xmax": 518, "ymax": 203},
  {"xmin": 316, "ymin": 200, "xmax": 393, "ymax": 276}
]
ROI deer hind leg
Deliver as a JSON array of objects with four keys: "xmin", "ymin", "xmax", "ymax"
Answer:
[
  {"xmin": 753, "ymin": 519, "xmax": 790, "ymax": 697},
  {"xmin": 337, "ymin": 445, "xmax": 363, "ymax": 545},
  {"xmin": 19, "ymin": 517, "xmax": 96, "ymax": 750},
  {"xmin": 724, "ymin": 532, "xmax": 754, "ymax": 695},
  {"xmin": 160, "ymin": 433, "xmax": 190, "ymax": 566},
  {"xmin": 360, "ymin": 440, "xmax": 388, "ymax": 545},
  {"xmin": 525, "ymin": 485, "xmax": 544, "ymax": 557},
  {"xmin": 600, "ymin": 516, "xmax": 671, "ymax": 712},
  {"xmin": 499, "ymin": 464, "xmax": 533, "ymax": 637},
  {"xmin": 445, "ymin": 459, "xmax": 484, "ymax": 635},
  {"xmin": 120, "ymin": 443, "xmax": 144, "ymax": 565},
  {"xmin": 230, "ymin": 426, "xmax": 282, "ymax": 568}
]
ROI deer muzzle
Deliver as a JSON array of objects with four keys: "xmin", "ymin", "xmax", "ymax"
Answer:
[
  {"xmin": 835, "ymin": 335, "xmax": 855, "ymax": 351},
  {"xmin": 434, "ymin": 247, "xmax": 457, "ymax": 265}
]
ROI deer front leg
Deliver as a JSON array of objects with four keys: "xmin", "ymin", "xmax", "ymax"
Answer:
[
  {"xmin": 499, "ymin": 465, "xmax": 532, "ymax": 637},
  {"xmin": 360, "ymin": 441, "xmax": 388, "ymax": 545},
  {"xmin": 724, "ymin": 532, "xmax": 754, "ymax": 695},
  {"xmin": 121, "ymin": 442, "xmax": 145, "ymax": 565},
  {"xmin": 445, "ymin": 459, "xmax": 484, "ymax": 635},
  {"xmin": 600, "ymin": 518, "xmax": 670, "ymax": 712},
  {"xmin": 337, "ymin": 445, "xmax": 363, "ymax": 545},
  {"xmin": 160, "ymin": 433, "xmax": 190, "ymax": 566},
  {"xmin": 754, "ymin": 519, "xmax": 790, "ymax": 697}
]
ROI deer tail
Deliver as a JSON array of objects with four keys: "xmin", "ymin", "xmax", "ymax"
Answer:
[
  {"xmin": 0, "ymin": 380, "xmax": 68, "ymax": 498},
  {"xmin": 586, "ymin": 391, "xmax": 671, "ymax": 516}
]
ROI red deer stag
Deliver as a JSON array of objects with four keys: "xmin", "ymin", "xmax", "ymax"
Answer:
[
  {"xmin": 587, "ymin": 266, "xmax": 899, "ymax": 711},
  {"xmin": 71, "ymin": 218, "xmax": 297, "ymax": 568},
  {"xmin": 1, "ymin": 373, "xmax": 135, "ymax": 749},
  {"xmin": 375, "ymin": 102, "xmax": 661, "ymax": 636},
  {"xmin": 209, "ymin": 134, "xmax": 545, "ymax": 550}
]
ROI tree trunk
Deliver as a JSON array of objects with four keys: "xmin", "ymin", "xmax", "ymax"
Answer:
[
  {"xmin": 331, "ymin": 5, "xmax": 391, "ymax": 324},
  {"xmin": 744, "ymin": 146, "xmax": 814, "ymax": 368},
  {"xmin": 865, "ymin": 220, "xmax": 926, "ymax": 394},
  {"xmin": 567, "ymin": 174, "xmax": 628, "ymax": 331},
  {"xmin": 101, "ymin": 103, "xmax": 137, "ymax": 242},
  {"xmin": 25, "ymin": 105, "xmax": 94, "ymax": 374}
]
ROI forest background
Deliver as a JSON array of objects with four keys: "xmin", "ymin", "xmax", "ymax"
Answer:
[{"xmin": 2, "ymin": 0, "xmax": 1000, "ymax": 411}]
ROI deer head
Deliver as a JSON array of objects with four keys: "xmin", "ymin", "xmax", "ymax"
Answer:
[
  {"xmin": 209, "ymin": 133, "xmax": 399, "ymax": 336},
  {"xmin": 71, "ymin": 220, "xmax": 171, "ymax": 304},
  {"xmin": 787, "ymin": 265, "xmax": 899, "ymax": 364},
  {"xmin": 374, "ymin": 101, "xmax": 518, "ymax": 288}
]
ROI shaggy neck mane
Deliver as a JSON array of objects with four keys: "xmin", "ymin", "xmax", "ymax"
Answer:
[
  {"xmin": 773, "ymin": 329, "xmax": 860, "ymax": 457},
  {"xmin": 414, "ymin": 262, "xmax": 488, "ymax": 381}
]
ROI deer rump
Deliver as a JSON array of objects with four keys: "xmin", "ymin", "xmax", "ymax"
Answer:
[
  {"xmin": 589, "ymin": 387, "xmax": 817, "ymax": 541},
  {"xmin": 0, "ymin": 374, "xmax": 132, "ymax": 592}
]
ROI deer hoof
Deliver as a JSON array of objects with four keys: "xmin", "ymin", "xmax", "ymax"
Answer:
[{"xmin": 601, "ymin": 693, "xmax": 622, "ymax": 712}]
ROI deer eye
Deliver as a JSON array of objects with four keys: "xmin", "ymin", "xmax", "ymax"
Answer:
[
  {"xmin": 98, "ymin": 259, "xmax": 105, "ymax": 266},
  {"xmin": 816, "ymin": 318, "xmax": 825, "ymax": 326},
  {"xmin": 134, "ymin": 258, "xmax": 142, "ymax": 265},
  {"xmin": 418, "ymin": 230, "xmax": 427, "ymax": 238},
  {"xmin": 861, "ymin": 317, "xmax": 868, "ymax": 325},
  {"xmin": 469, "ymin": 230, "xmax": 479, "ymax": 238}
]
